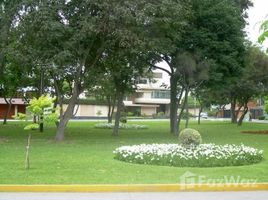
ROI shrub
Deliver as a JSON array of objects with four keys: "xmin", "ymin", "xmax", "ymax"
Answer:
[
  {"xmin": 24, "ymin": 123, "xmax": 39, "ymax": 130},
  {"xmin": 157, "ymin": 112, "xmax": 165, "ymax": 117},
  {"xmin": 127, "ymin": 112, "xmax": 134, "ymax": 117},
  {"xmin": 181, "ymin": 112, "xmax": 194, "ymax": 119},
  {"xmin": 120, "ymin": 117, "xmax": 127, "ymax": 123},
  {"xmin": 94, "ymin": 123, "xmax": 148, "ymax": 129},
  {"xmin": 207, "ymin": 110, "xmax": 217, "ymax": 117},
  {"xmin": 179, "ymin": 128, "xmax": 202, "ymax": 146},
  {"xmin": 258, "ymin": 116, "xmax": 265, "ymax": 120}
]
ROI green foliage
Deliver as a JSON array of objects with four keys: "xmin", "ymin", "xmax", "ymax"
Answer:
[
  {"xmin": 127, "ymin": 112, "xmax": 134, "ymax": 117},
  {"xmin": 179, "ymin": 128, "xmax": 202, "ymax": 146},
  {"xmin": 24, "ymin": 123, "xmax": 39, "ymax": 131},
  {"xmin": 27, "ymin": 95, "xmax": 58, "ymax": 123},
  {"xmin": 12, "ymin": 112, "xmax": 27, "ymax": 121},
  {"xmin": 157, "ymin": 112, "xmax": 165, "ymax": 117},
  {"xmin": 27, "ymin": 95, "xmax": 55, "ymax": 115},
  {"xmin": 94, "ymin": 123, "xmax": 148, "ymax": 130},
  {"xmin": 96, "ymin": 110, "xmax": 102, "ymax": 116},
  {"xmin": 207, "ymin": 110, "xmax": 217, "ymax": 117},
  {"xmin": 265, "ymin": 100, "xmax": 268, "ymax": 114},
  {"xmin": 119, "ymin": 117, "xmax": 127, "ymax": 124},
  {"xmin": 258, "ymin": 116, "xmax": 265, "ymax": 120},
  {"xmin": 258, "ymin": 19, "xmax": 268, "ymax": 52},
  {"xmin": 181, "ymin": 112, "xmax": 194, "ymax": 119}
]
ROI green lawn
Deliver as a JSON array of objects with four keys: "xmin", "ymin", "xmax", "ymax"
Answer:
[{"xmin": 0, "ymin": 120, "xmax": 268, "ymax": 184}]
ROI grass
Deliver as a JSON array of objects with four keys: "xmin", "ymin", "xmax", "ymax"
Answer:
[{"xmin": 0, "ymin": 120, "xmax": 268, "ymax": 184}]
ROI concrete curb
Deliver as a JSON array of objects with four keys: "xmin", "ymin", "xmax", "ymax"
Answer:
[{"xmin": 0, "ymin": 184, "xmax": 268, "ymax": 192}]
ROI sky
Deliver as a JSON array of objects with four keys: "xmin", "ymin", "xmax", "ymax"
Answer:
[{"xmin": 245, "ymin": 0, "xmax": 268, "ymax": 48}]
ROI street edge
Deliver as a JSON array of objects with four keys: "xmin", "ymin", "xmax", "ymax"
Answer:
[{"xmin": 0, "ymin": 183, "xmax": 268, "ymax": 192}]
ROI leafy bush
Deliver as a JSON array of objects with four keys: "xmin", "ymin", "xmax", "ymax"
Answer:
[
  {"xmin": 258, "ymin": 116, "xmax": 265, "ymax": 120},
  {"xmin": 114, "ymin": 143, "xmax": 264, "ymax": 167},
  {"xmin": 24, "ymin": 123, "xmax": 39, "ymax": 130},
  {"xmin": 12, "ymin": 112, "xmax": 27, "ymax": 120},
  {"xmin": 127, "ymin": 112, "xmax": 134, "ymax": 117},
  {"xmin": 157, "ymin": 112, "xmax": 165, "ymax": 117},
  {"xmin": 152, "ymin": 112, "xmax": 167, "ymax": 119},
  {"xmin": 95, "ymin": 123, "xmax": 148, "ymax": 129},
  {"xmin": 207, "ymin": 110, "xmax": 217, "ymax": 117},
  {"xmin": 179, "ymin": 128, "xmax": 202, "ymax": 146},
  {"xmin": 181, "ymin": 112, "xmax": 194, "ymax": 119},
  {"xmin": 119, "ymin": 117, "xmax": 127, "ymax": 123}
]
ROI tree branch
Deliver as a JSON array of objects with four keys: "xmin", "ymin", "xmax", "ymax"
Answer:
[{"xmin": 149, "ymin": 63, "xmax": 171, "ymax": 75}]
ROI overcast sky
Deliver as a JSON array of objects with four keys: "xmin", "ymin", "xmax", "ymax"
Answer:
[{"xmin": 245, "ymin": 0, "xmax": 268, "ymax": 48}]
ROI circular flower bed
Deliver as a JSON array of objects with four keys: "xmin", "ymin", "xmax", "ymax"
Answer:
[
  {"xmin": 113, "ymin": 143, "xmax": 263, "ymax": 167},
  {"xmin": 95, "ymin": 123, "xmax": 148, "ymax": 129},
  {"xmin": 242, "ymin": 130, "xmax": 268, "ymax": 135}
]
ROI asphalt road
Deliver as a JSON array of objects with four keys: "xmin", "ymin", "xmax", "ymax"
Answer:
[{"xmin": 0, "ymin": 192, "xmax": 268, "ymax": 200}]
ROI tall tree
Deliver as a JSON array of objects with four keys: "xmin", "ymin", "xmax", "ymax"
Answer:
[
  {"xmin": 14, "ymin": 0, "xmax": 150, "ymax": 141},
  {"xmin": 149, "ymin": 0, "xmax": 249, "ymax": 134}
]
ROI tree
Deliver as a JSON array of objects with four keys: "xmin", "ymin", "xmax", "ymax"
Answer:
[
  {"xmin": 13, "ymin": 0, "xmax": 148, "ymax": 141},
  {"xmin": 235, "ymin": 45, "xmax": 268, "ymax": 125},
  {"xmin": 258, "ymin": 19, "xmax": 268, "ymax": 52},
  {"xmin": 26, "ymin": 95, "xmax": 58, "ymax": 132},
  {"xmin": 148, "ymin": 0, "xmax": 249, "ymax": 134}
]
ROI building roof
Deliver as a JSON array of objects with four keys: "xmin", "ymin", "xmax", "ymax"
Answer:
[{"xmin": 0, "ymin": 98, "xmax": 28, "ymax": 105}]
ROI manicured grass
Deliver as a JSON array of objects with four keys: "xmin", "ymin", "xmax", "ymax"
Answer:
[{"xmin": 0, "ymin": 120, "xmax": 268, "ymax": 184}]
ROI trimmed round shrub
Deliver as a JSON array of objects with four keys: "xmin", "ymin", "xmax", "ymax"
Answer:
[{"xmin": 179, "ymin": 128, "xmax": 202, "ymax": 146}]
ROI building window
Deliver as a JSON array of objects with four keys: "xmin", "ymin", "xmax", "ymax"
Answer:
[
  {"xmin": 151, "ymin": 90, "xmax": 170, "ymax": 99},
  {"xmin": 153, "ymin": 72, "xmax": 162, "ymax": 79},
  {"xmin": 137, "ymin": 78, "xmax": 147, "ymax": 84}
]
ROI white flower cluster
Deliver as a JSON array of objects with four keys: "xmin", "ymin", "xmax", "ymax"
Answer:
[
  {"xmin": 95, "ymin": 123, "xmax": 148, "ymax": 129},
  {"xmin": 113, "ymin": 143, "xmax": 263, "ymax": 167}
]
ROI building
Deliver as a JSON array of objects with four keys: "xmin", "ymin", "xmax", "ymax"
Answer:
[
  {"xmin": 69, "ymin": 66, "xmax": 171, "ymax": 118},
  {"xmin": 0, "ymin": 98, "xmax": 27, "ymax": 119}
]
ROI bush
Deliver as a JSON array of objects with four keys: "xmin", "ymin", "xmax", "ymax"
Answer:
[
  {"xmin": 119, "ymin": 117, "xmax": 127, "ymax": 123},
  {"xmin": 179, "ymin": 128, "xmax": 202, "ymax": 146},
  {"xmin": 258, "ymin": 116, "xmax": 265, "ymax": 120},
  {"xmin": 181, "ymin": 112, "xmax": 195, "ymax": 119},
  {"xmin": 24, "ymin": 123, "xmax": 39, "ymax": 130},
  {"xmin": 94, "ymin": 123, "xmax": 148, "ymax": 129},
  {"xmin": 207, "ymin": 110, "xmax": 217, "ymax": 117},
  {"xmin": 157, "ymin": 112, "xmax": 165, "ymax": 117},
  {"xmin": 127, "ymin": 112, "xmax": 134, "ymax": 117}
]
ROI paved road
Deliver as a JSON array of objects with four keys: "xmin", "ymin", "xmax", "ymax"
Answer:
[{"xmin": 0, "ymin": 192, "xmax": 268, "ymax": 200}]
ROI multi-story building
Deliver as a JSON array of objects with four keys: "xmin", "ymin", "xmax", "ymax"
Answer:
[{"xmin": 123, "ymin": 70, "xmax": 170, "ymax": 116}]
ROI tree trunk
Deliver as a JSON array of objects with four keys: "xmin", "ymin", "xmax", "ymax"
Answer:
[
  {"xmin": 107, "ymin": 96, "xmax": 116, "ymax": 123},
  {"xmin": 177, "ymin": 88, "xmax": 188, "ymax": 135},
  {"xmin": 185, "ymin": 92, "xmax": 189, "ymax": 128},
  {"xmin": 113, "ymin": 91, "xmax": 123, "ymax": 136},
  {"xmin": 230, "ymin": 97, "xmax": 237, "ymax": 123},
  {"xmin": 3, "ymin": 96, "xmax": 13, "ymax": 125},
  {"xmin": 169, "ymin": 76, "xmax": 179, "ymax": 135},
  {"xmin": 107, "ymin": 97, "xmax": 112, "ymax": 123},
  {"xmin": 39, "ymin": 112, "xmax": 44, "ymax": 132},
  {"xmin": 198, "ymin": 105, "xmax": 203, "ymax": 125},
  {"xmin": 55, "ymin": 82, "xmax": 80, "ymax": 141},
  {"xmin": 237, "ymin": 103, "xmax": 248, "ymax": 126}
]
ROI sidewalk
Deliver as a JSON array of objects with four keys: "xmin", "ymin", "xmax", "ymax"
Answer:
[{"xmin": 0, "ymin": 192, "xmax": 268, "ymax": 200}]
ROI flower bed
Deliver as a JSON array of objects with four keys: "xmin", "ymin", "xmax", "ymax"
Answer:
[
  {"xmin": 113, "ymin": 143, "xmax": 263, "ymax": 167},
  {"xmin": 242, "ymin": 130, "xmax": 268, "ymax": 135},
  {"xmin": 95, "ymin": 123, "xmax": 148, "ymax": 129}
]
